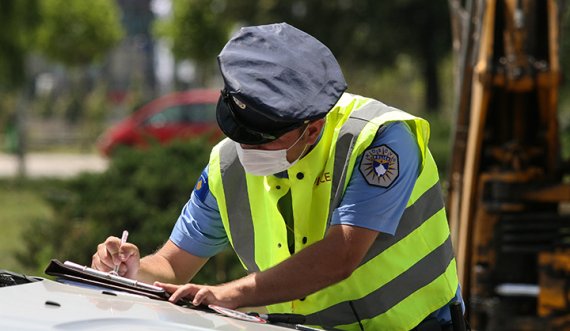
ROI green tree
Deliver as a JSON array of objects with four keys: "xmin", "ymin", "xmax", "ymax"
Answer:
[
  {"xmin": 154, "ymin": 0, "xmax": 231, "ymax": 86},
  {"xmin": 0, "ymin": 0, "xmax": 40, "ymax": 90},
  {"xmin": 222, "ymin": 0, "xmax": 451, "ymax": 112},
  {"xmin": 155, "ymin": 0, "xmax": 451, "ymax": 110},
  {"xmin": 0, "ymin": 0, "xmax": 40, "ymax": 175},
  {"xmin": 35, "ymin": 0, "xmax": 124, "ymax": 123},
  {"xmin": 35, "ymin": 0, "xmax": 123, "ymax": 66}
]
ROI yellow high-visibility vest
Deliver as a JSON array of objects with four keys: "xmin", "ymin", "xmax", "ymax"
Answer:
[{"xmin": 208, "ymin": 93, "xmax": 459, "ymax": 330}]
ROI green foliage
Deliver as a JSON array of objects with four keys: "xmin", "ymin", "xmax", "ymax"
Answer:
[
  {"xmin": 79, "ymin": 81, "xmax": 109, "ymax": 151},
  {"xmin": 0, "ymin": 179, "xmax": 55, "ymax": 275},
  {"xmin": 0, "ymin": 0, "xmax": 40, "ymax": 89},
  {"xmin": 154, "ymin": 0, "xmax": 232, "ymax": 85},
  {"xmin": 35, "ymin": 0, "xmax": 124, "ymax": 66},
  {"xmin": 18, "ymin": 139, "xmax": 245, "ymax": 283},
  {"xmin": 0, "ymin": 92, "xmax": 18, "ymax": 152},
  {"xmin": 424, "ymin": 113, "xmax": 452, "ymax": 179},
  {"xmin": 155, "ymin": 0, "xmax": 230, "ymax": 64},
  {"xmin": 220, "ymin": 0, "xmax": 451, "ymax": 111},
  {"xmin": 154, "ymin": 0, "xmax": 231, "ymax": 86}
]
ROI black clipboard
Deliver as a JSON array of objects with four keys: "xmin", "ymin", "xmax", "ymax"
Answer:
[{"xmin": 45, "ymin": 259, "xmax": 170, "ymax": 301}]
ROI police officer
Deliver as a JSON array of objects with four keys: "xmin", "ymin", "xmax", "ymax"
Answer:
[{"xmin": 92, "ymin": 23, "xmax": 463, "ymax": 330}]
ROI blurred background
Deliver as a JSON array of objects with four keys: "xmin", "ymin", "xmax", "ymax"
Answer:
[{"xmin": 0, "ymin": 0, "xmax": 569, "ymax": 289}]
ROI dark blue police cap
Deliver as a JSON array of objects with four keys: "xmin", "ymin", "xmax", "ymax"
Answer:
[{"xmin": 216, "ymin": 23, "xmax": 347, "ymax": 145}]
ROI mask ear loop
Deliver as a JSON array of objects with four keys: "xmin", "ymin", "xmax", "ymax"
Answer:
[
  {"xmin": 286, "ymin": 123, "xmax": 312, "ymax": 164},
  {"xmin": 286, "ymin": 123, "xmax": 310, "ymax": 152}
]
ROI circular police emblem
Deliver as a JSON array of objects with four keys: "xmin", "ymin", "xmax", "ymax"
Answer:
[{"xmin": 359, "ymin": 144, "xmax": 399, "ymax": 188}]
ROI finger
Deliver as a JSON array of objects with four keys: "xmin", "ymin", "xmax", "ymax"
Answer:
[
  {"xmin": 116, "ymin": 262, "xmax": 130, "ymax": 277},
  {"xmin": 119, "ymin": 243, "xmax": 140, "ymax": 278},
  {"xmin": 192, "ymin": 288, "xmax": 210, "ymax": 306},
  {"xmin": 104, "ymin": 236, "xmax": 122, "ymax": 265},
  {"xmin": 168, "ymin": 284, "xmax": 200, "ymax": 303},
  {"xmin": 91, "ymin": 252, "xmax": 105, "ymax": 271},
  {"xmin": 92, "ymin": 243, "xmax": 115, "ymax": 271},
  {"xmin": 154, "ymin": 282, "xmax": 180, "ymax": 293},
  {"xmin": 118, "ymin": 243, "xmax": 139, "ymax": 262}
]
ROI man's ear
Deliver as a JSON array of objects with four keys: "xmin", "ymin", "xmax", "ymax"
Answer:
[{"xmin": 306, "ymin": 119, "xmax": 325, "ymax": 145}]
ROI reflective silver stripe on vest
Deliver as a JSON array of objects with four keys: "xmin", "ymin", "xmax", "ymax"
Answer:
[
  {"xmin": 218, "ymin": 101, "xmax": 396, "ymax": 272},
  {"xmin": 311, "ymin": 101, "xmax": 453, "ymax": 327},
  {"xmin": 217, "ymin": 101, "xmax": 448, "ymax": 324},
  {"xmin": 219, "ymin": 142, "xmax": 260, "ymax": 272},
  {"xmin": 331, "ymin": 101, "xmax": 446, "ymax": 267},
  {"xmin": 361, "ymin": 182, "xmax": 445, "ymax": 265},
  {"xmin": 329, "ymin": 101, "xmax": 402, "ymax": 222},
  {"xmin": 305, "ymin": 236, "xmax": 455, "ymax": 327},
  {"xmin": 219, "ymin": 101, "xmax": 409, "ymax": 272}
]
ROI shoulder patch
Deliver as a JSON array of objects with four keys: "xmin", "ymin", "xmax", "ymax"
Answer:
[
  {"xmin": 193, "ymin": 170, "xmax": 210, "ymax": 202},
  {"xmin": 359, "ymin": 144, "xmax": 399, "ymax": 188}
]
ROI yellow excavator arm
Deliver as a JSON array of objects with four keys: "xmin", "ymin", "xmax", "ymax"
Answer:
[{"xmin": 448, "ymin": 0, "xmax": 570, "ymax": 330}]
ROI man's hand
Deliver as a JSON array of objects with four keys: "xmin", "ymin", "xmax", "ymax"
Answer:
[
  {"xmin": 91, "ymin": 238, "xmax": 208, "ymax": 284},
  {"xmin": 156, "ymin": 282, "xmax": 241, "ymax": 309},
  {"xmin": 159, "ymin": 225, "xmax": 379, "ymax": 310},
  {"xmin": 91, "ymin": 236, "xmax": 140, "ymax": 279}
]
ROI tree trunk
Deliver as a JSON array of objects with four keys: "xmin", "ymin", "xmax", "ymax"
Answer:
[
  {"xmin": 422, "ymin": 41, "xmax": 441, "ymax": 113},
  {"xmin": 420, "ymin": 8, "xmax": 442, "ymax": 114}
]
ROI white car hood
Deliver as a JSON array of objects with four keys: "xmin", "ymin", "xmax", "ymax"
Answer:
[{"xmin": 0, "ymin": 278, "xmax": 290, "ymax": 331}]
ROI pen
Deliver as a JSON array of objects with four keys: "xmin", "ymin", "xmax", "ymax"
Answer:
[{"xmin": 112, "ymin": 230, "xmax": 129, "ymax": 275}]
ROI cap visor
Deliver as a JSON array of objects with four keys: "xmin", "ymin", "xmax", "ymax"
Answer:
[{"xmin": 216, "ymin": 95, "xmax": 276, "ymax": 145}]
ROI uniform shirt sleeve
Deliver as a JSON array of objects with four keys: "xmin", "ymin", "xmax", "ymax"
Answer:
[
  {"xmin": 429, "ymin": 284, "xmax": 464, "ymax": 324},
  {"xmin": 330, "ymin": 121, "xmax": 421, "ymax": 235},
  {"xmin": 169, "ymin": 166, "xmax": 229, "ymax": 257}
]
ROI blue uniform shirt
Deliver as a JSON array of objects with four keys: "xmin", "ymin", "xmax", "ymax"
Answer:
[{"xmin": 170, "ymin": 121, "xmax": 463, "ymax": 324}]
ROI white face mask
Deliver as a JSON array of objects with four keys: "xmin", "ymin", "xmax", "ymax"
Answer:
[{"xmin": 235, "ymin": 126, "xmax": 309, "ymax": 176}]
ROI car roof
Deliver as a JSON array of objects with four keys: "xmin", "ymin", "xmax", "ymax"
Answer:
[
  {"xmin": 132, "ymin": 89, "xmax": 220, "ymax": 120},
  {"xmin": 0, "ymin": 278, "xmax": 292, "ymax": 331}
]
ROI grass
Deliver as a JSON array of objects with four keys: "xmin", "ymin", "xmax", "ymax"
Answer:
[{"xmin": 0, "ymin": 182, "xmax": 53, "ymax": 274}]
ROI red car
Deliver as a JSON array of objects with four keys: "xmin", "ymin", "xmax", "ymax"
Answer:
[{"xmin": 97, "ymin": 89, "xmax": 222, "ymax": 156}]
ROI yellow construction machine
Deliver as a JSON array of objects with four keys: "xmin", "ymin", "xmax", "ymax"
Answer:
[{"xmin": 448, "ymin": 0, "xmax": 570, "ymax": 330}]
